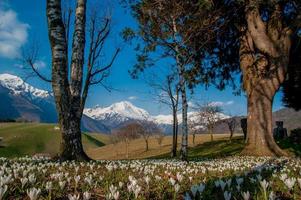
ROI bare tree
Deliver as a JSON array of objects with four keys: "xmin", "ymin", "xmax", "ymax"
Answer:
[
  {"xmin": 110, "ymin": 132, "xmax": 121, "ymax": 156},
  {"xmin": 126, "ymin": 0, "xmax": 207, "ymax": 161},
  {"xmin": 188, "ymin": 118, "xmax": 202, "ymax": 147},
  {"xmin": 155, "ymin": 132, "xmax": 165, "ymax": 148},
  {"xmin": 115, "ymin": 123, "xmax": 140, "ymax": 159},
  {"xmin": 195, "ymin": 102, "xmax": 223, "ymax": 142},
  {"xmin": 23, "ymin": 0, "xmax": 119, "ymax": 160},
  {"xmin": 146, "ymin": 69, "xmax": 180, "ymax": 157},
  {"xmin": 139, "ymin": 120, "xmax": 161, "ymax": 151}
]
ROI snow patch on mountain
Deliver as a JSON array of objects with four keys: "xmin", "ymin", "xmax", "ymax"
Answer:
[
  {"xmin": 84, "ymin": 101, "xmax": 150, "ymax": 122},
  {"xmin": 152, "ymin": 114, "xmax": 175, "ymax": 125},
  {"xmin": 0, "ymin": 73, "xmax": 51, "ymax": 99}
]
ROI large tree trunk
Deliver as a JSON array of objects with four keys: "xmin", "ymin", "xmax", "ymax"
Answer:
[
  {"xmin": 238, "ymin": 2, "xmax": 292, "ymax": 156},
  {"xmin": 241, "ymin": 84, "xmax": 286, "ymax": 156},
  {"xmin": 47, "ymin": 0, "xmax": 89, "ymax": 161},
  {"xmin": 59, "ymin": 116, "xmax": 89, "ymax": 161}
]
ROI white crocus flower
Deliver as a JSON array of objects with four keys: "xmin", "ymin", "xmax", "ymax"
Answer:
[
  {"xmin": 280, "ymin": 173, "xmax": 287, "ymax": 182},
  {"xmin": 113, "ymin": 191, "xmax": 120, "ymax": 200},
  {"xmin": 174, "ymin": 183, "xmax": 180, "ymax": 193},
  {"xmin": 269, "ymin": 191, "xmax": 276, "ymax": 200},
  {"xmin": 176, "ymin": 173, "xmax": 183, "ymax": 182},
  {"xmin": 224, "ymin": 191, "xmax": 231, "ymax": 200},
  {"xmin": 133, "ymin": 185, "xmax": 141, "ymax": 198},
  {"xmin": 236, "ymin": 177, "xmax": 244, "ymax": 186},
  {"xmin": 45, "ymin": 181, "xmax": 52, "ymax": 191},
  {"xmin": 68, "ymin": 194, "xmax": 80, "ymax": 200},
  {"xmin": 144, "ymin": 176, "xmax": 150, "ymax": 186},
  {"xmin": 284, "ymin": 178, "xmax": 296, "ymax": 190},
  {"xmin": 184, "ymin": 192, "xmax": 192, "ymax": 200},
  {"xmin": 241, "ymin": 191, "xmax": 250, "ymax": 200},
  {"xmin": 74, "ymin": 175, "xmax": 80, "ymax": 187},
  {"xmin": 198, "ymin": 183, "xmax": 205, "ymax": 194},
  {"xmin": 59, "ymin": 180, "xmax": 66, "ymax": 190},
  {"xmin": 191, "ymin": 185, "xmax": 198, "ymax": 197},
  {"xmin": 220, "ymin": 180, "xmax": 227, "ymax": 191},
  {"xmin": 83, "ymin": 191, "xmax": 91, "ymax": 200},
  {"xmin": 20, "ymin": 177, "xmax": 28, "ymax": 188},
  {"xmin": 27, "ymin": 187, "xmax": 41, "ymax": 200},
  {"xmin": 28, "ymin": 174, "xmax": 36, "ymax": 184},
  {"xmin": 169, "ymin": 178, "xmax": 176, "ymax": 186},
  {"xmin": 260, "ymin": 179, "xmax": 269, "ymax": 191},
  {"xmin": 0, "ymin": 185, "xmax": 8, "ymax": 200}
]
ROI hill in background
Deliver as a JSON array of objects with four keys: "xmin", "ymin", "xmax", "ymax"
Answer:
[{"xmin": 0, "ymin": 123, "xmax": 109, "ymax": 158}]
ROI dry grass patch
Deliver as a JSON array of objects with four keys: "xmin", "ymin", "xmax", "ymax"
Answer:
[{"xmin": 87, "ymin": 134, "xmax": 242, "ymax": 160}]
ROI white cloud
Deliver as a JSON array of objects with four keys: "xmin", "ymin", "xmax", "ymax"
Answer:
[
  {"xmin": 128, "ymin": 96, "xmax": 138, "ymax": 100},
  {"xmin": 14, "ymin": 63, "xmax": 24, "ymax": 68},
  {"xmin": 225, "ymin": 101, "xmax": 234, "ymax": 105},
  {"xmin": 0, "ymin": 7, "xmax": 29, "ymax": 59},
  {"xmin": 188, "ymin": 101, "xmax": 196, "ymax": 108},
  {"xmin": 33, "ymin": 60, "xmax": 46, "ymax": 69},
  {"xmin": 209, "ymin": 100, "xmax": 234, "ymax": 107}
]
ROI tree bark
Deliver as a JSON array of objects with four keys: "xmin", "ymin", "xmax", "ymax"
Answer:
[
  {"xmin": 180, "ymin": 79, "xmax": 188, "ymax": 161},
  {"xmin": 241, "ymin": 83, "xmax": 287, "ymax": 156},
  {"xmin": 192, "ymin": 133, "xmax": 195, "ymax": 147},
  {"xmin": 239, "ymin": 2, "xmax": 292, "ymax": 156},
  {"xmin": 59, "ymin": 116, "xmax": 89, "ymax": 161},
  {"xmin": 47, "ymin": 0, "xmax": 90, "ymax": 161},
  {"xmin": 171, "ymin": 108, "xmax": 178, "ymax": 157},
  {"xmin": 125, "ymin": 139, "xmax": 129, "ymax": 159},
  {"xmin": 145, "ymin": 139, "xmax": 149, "ymax": 151},
  {"xmin": 209, "ymin": 126, "xmax": 213, "ymax": 142},
  {"xmin": 229, "ymin": 131, "xmax": 233, "ymax": 141}
]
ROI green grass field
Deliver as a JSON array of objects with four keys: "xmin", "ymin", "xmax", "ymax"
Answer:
[
  {"xmin": 0, "ymin": 123, "xmax": 299, "ymax": 159},
  {"xmin": 0, "ymin": 123, "xmax": 108, "ymax": 158}
]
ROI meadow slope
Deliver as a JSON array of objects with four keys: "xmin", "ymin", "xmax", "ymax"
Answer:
[{"xmin": 0, "ymin": 123, "xmax": 108, "ymax": 158}]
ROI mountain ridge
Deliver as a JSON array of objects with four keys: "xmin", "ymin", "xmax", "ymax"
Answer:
[
  {"xmin": 0, "ymin": 73, "xmax": 300, "ymax": 134},
  {"xmin": 0, "ymin": 73, "xmax": 109, "ymax": 133}
]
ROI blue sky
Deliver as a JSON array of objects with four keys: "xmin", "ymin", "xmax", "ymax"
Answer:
[{"xmin": 0, "ymin": 0, "xmax": 284, "ymax": 116}]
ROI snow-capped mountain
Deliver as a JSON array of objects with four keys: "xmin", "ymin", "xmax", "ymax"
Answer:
[
  {"xmin": 85, "ymin": 101, "xmax": 230, "ymax": 133},
  {"xmin": 0, "ymin": 73, "xmax": 109, "ymax": 133},
  {"xmin": 84, "ymin": 101, "xmax": 151, "ymax": 129},
  {"xmin": 152, "ymin": 112, "xmax": 229, "ymax": 125},
  {"xmin": 0, "ymin": 74, "xmax": 51, "ymax": 99},
  {"xmin": 85, "ymin": 101, "xmax": 150, "ymax": 121}
]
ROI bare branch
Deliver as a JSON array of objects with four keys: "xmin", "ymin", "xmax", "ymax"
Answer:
[
  {"xmin": 22, "ymin": 43, "xmax": 52, "ymax": 83},
  {"xmin": 90, "ymin": 48, "xmax": 120, "ymax": 77}
]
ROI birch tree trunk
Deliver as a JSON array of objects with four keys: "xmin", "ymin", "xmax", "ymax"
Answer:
[
  {"xmin": 179, "ymin": 73, "xmax": 188, "ymax": 161},
  {"xmin": 239, "ymin": 1, "xmax": 292, "ymax": 156},
  {"xmin": 171, "ymin": 107, "xmax": 178, "ymax": 157},
  {"xmin": 47, "ymin": 0, "xmax": 89, "ymax": 161}
]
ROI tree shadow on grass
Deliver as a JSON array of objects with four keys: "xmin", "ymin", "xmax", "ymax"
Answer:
[
  {"xmin": 149, "ymin": 136, "xmax": 300, "ymax": 160},
  {"xmin": 149, "ymin": 137, "xmax": 245, "ymax": 160},
  {"xmin": 187, "ymin": 137, "xmax": 245, "ymax": 160},
  {"xmin": 277, "ymin": 138, "xmax": 301, "ymax": 157}
]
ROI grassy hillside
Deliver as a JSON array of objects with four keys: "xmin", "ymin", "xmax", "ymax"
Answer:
[{"xmin": 0, "ymin": 123, "xmax": 108, "ymax": 158}]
